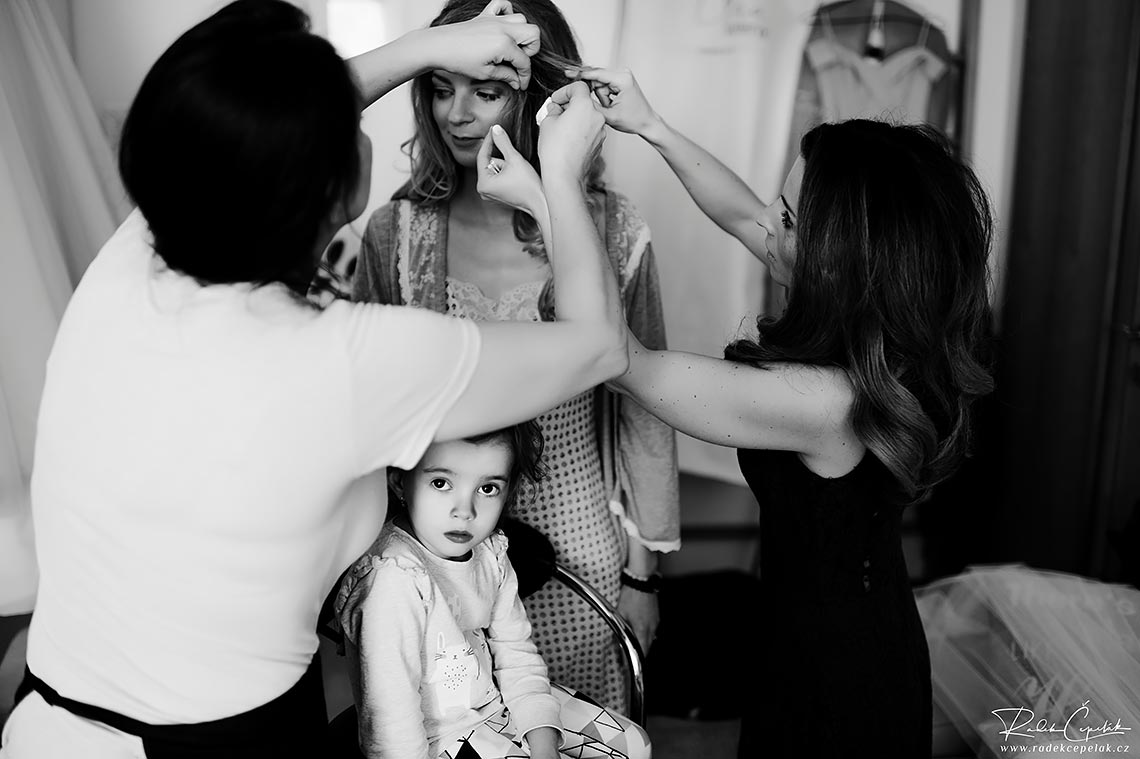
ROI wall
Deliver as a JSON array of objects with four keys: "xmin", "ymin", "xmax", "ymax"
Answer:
[
  {"xmin": 969, "ymin": 0, "xmax": 1026, "ymax": 319},
  {"xmin": 70, "ymin": 0, "xmax": 324, "ymax": 144},
  {"xmin": 73, "ymin": 0, "xmax": 214, "ymax": 142}
]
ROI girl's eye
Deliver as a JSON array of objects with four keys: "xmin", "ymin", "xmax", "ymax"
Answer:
[
  {"xmin": 476, "ymin": 90, "xmax": 502, "ymax": 102},
  {"xmin": 478, "ymin": 483, "xmax": 501, "ymax": 496},
  {"xmin": 432, "ymin": 88, "xmax": 452, "ymax": 99},
  {"xmin": 781, "ymin": 210, "xmax": 793, "ymax": 230},
  {"xmin": 430, "ymin": 478, "xmax": 450, "ymax": 491}
]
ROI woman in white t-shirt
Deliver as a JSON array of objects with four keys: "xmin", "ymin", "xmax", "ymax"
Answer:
[{"xmin": 0, "ymin": 1, "xmax": 625, "ymax": 757}]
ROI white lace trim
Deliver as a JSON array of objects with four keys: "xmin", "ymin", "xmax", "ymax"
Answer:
[
  {"xmin": 607, "ymin": 498, "xmax": 681, "ymax": 553},
  {"xmin": 622, "ymin": 225, "xmax": 651, "ymax": 286},
  {"xmin": 397, "ymin": 201, "xmax": 412, "ymax": 304},
  {"xmin": 446, "ymin": 277, "xmax": 545, "ymax": 322}
]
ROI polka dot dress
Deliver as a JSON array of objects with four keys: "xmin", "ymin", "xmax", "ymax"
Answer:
[{"xmin": 447, "ymin": 277, "xmax": 629, "ymax": 712}]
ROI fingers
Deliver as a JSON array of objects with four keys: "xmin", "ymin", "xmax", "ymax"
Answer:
[
  {"xmin": 542, "ymin": 99, "xmax": 566, "ymax": 120},
  {"xmin": 469, "ymin": 14, "xmax": 538, "ymax": 91},
  {"xmin": 488, "ymin": 123, "xmax": 520, "ymax": 160},
  {"xmin": 549, "ymin": 80, "xmax": 591, "ymax": 108},
  {"xmin": 485, "ymin": 60, "xmax": 528, "ymax": 91},
  {"xmin": 633, "ymin": 624, "xmax": 653, "ymax": 654},
  {"xmin": 571, "ymin": 66, "xmax": 623, "ymax": 87},
  {"xmin": 478, "ymin": 0, "xmax": 513, "ymax": 16},
  {"xmin": 540, "ymin": 81, "xmax": 587, "ymax": 121},
  {"xmin": 476, "ymin": 129, "xmax": 494, "ymax": 169},
  {"xmin": 478, "ymin": 125, "xmax": 516, "ymax": 176},
  {"xmin": 503, "ymin": 20, "xmax": 542, "ymax": 57},
  {"xmin": 567, "ymin": 67, "xmax": 620, "ymax": 106},
  {"xmin": 496, "ymin": 23, "xmax": 540, "ymax": 89}
]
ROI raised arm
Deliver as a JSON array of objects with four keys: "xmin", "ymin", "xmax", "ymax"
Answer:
[
  {"xmin": 573, "ymin": 67, "xmax": 770, "ymax": 258},
  {"xmin": 435, "ymin": 82, "xmax": 627, "ymax": 441},
  {"xmin": 347, "ymin": 0, "xmax": 541, "ymax": 107},
  {"xmin": 612, "ymin": 331, "xmax": 864, "ymax": 475}
]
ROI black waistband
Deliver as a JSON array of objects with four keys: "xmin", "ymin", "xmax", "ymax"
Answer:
[{"xmin": 13, "ymin": 656, "xmax": 328, "ymax": 758}]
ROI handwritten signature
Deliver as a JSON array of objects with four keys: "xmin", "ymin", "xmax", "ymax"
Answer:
[{"xmin": 992, "ymin": 701, "xmax": 1134, "ymax": 743}]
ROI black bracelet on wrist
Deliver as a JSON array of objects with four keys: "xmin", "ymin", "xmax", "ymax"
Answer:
[{"xmin": 620, "ymin": 568, "xmax": 662, "ymax": 594}]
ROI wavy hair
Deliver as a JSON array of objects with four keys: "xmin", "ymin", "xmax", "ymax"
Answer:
[
  {"xmin": 396, "ymin": 0, "xmax": 605, "ymax": 266},
  {"xmin": 465, "ymin": 420, "xmax": 549, "ymax": 509},
  {"xmin": 726, "ymin": 120, "xmax": 995, "ymax": 505}
]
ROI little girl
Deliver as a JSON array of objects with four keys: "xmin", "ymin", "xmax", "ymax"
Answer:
[{"xmin": 333, "ymin": 422, "xmax": 651, "ymax": 759}]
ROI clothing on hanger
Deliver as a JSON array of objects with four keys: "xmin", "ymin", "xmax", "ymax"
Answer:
[
  {"xmin": 768, "ymin": 0, "xmax": 958, "ymax": 317},
  {"xmin": 808, "ymin": 5, "xmax": 947, "ymax": 123}
]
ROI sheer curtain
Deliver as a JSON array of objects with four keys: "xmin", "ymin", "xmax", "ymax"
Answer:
[{"xmin": 0, "ymin": 0, "xmax": 129, "ymax": 615}]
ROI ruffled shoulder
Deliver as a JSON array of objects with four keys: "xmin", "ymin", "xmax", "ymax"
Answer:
[
  {"xmin": 334, "ymin": 528, "xmax": 435, "ymax": 639},
  {"xmin": 484, "ymin": 529, "xmax": 510, "ymax": 565},
  {"xmin": 480, "ymin": 530, "xmax": 517, "ymax": 587}
]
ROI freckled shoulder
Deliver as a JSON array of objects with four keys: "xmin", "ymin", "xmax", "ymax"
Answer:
[{"xmin": 779, "ymin": 364, "xmax": 864, "ymax": 475}]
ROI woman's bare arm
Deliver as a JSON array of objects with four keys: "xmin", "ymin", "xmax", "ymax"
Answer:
[
  {"xmin": 347, "ymin": 2, "xmax": 540, "ymax": 106},
  {"xmin": 436, "ymin": 83, "xmax": 627, "ymax": 440},
  {"xmin": 612, "ymin": 332, "xmax": 864, "ymax": 475},
  {"xmin": 573, "ymin": 67, "xmax": 769, "ymax": 257}
]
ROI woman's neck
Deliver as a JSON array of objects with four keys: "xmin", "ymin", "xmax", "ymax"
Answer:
[
  {"xmin": 444, "ymin": 167, "xmax": 552, "ymax": 297},
  {"xmin": 451, "ymin": 168, "xmax": 515, "ymax": 225}
]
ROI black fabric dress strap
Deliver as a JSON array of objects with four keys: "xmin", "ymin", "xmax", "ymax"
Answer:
[{"xmin": 13, "ymin": 655, "xmax": 328, "ymax": 758}]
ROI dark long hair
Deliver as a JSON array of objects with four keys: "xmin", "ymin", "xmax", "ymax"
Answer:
[
  {"xmin": 396, "ymin": 0, "xmax": 604, "ymax": 262},
  {"xmin": 726, "ymin": 120, "xmax": 995, "ymax": 505},
  {"xmin": 118, "ymin": 0, "xmax": 363, "ymax": 294}
]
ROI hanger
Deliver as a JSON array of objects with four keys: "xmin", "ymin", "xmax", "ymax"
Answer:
[
  {"xmin": 864, "ymin": 0, "xmax": 886, "ymax": 60},
  {"xmin": 812, "ymin": 0, "xmax": 943, "ymax": 30},
  {"xmin": 811, "ymin": 0, "xmax": 949, "ymax": 59}
]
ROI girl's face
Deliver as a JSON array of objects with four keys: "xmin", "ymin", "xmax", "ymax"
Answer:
[
  {"xmin": 755, "ymin": 156, "xmax": 803, "ymax": 287},
  {"xmin": 430, "ymin": 71, "xmax": 513, "ymax": 169},
  {"xmin": 401, "ymin": 439, "xmax": 512, "ymax": 560}
]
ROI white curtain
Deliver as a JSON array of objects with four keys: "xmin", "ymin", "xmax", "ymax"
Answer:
[{"xmin": 0, "ymin": 0, "xmax": 130, "ymax": 615}]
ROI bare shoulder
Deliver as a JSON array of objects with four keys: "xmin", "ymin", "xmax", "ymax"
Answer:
[
  {"xmin": 775, "ymin": 363, "xmax": 865, "ymax": 476},
  {"xmin": 759, "ymin": 361, "xmax": 850, "ymax": 403}
]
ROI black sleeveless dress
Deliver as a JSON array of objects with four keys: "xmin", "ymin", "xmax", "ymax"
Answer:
[{"xmin": 736, "ymin": 448, "xmax": 932, "ymax": 758}]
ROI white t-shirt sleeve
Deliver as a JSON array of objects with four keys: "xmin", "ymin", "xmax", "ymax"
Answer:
[{"xmin": 334, "ymin": 301, "xmax": 481, "ymax": 473}]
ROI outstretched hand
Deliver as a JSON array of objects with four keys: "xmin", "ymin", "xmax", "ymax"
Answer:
[
  {"xmin": 536, "ymin": 81, "xmax": 606, "ymax": 181},
  {"xmin": 423, "ymin": 1, "xmax": 541, "ymax": 90},
  {"xmin": 569, "ymin": 67, "xmax": 662, "ymax": 138},
  {"xmin": 476, "ymin": 124, "xmax": 543, "ymax": 216}
]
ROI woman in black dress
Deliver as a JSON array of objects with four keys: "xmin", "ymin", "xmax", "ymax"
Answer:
[{"xmin": 573, "ymin": 68, "xmax": 994, "ymax": 757}]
